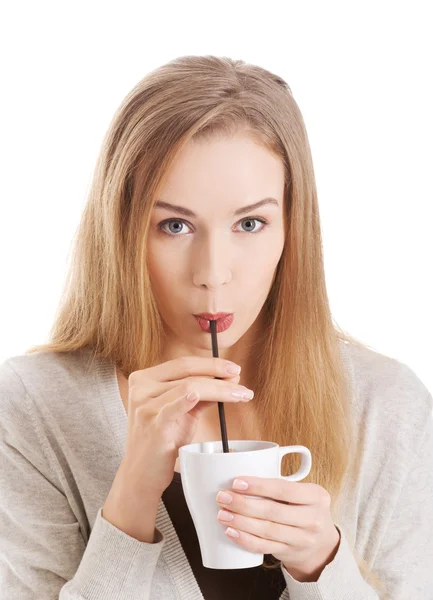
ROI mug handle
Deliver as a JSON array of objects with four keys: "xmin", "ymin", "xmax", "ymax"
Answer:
[
  {"xmin": 279, "ymin": 445, "xmax": 312, "ymax": 481},
  {"xmin": 239, "ymin": 445, "xmax": 312, "ymax": 501}
]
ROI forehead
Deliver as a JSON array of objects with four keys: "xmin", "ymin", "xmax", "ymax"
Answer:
[{"xmin": 156, "ymin": 134, "xmax": 285, "ymax": 217}]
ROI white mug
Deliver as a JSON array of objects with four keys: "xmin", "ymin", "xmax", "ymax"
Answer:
[{"xmin": 178, "ymin": 440, "xmax": 312, "ymax": 569}]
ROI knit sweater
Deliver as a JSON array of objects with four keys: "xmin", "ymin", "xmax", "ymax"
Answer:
[{"xmin": 0, "ymin": 340, "xmax": 432, "ymax": 599}]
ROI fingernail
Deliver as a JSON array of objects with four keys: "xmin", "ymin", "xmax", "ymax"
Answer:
[
  {"xmin": 226, "ymin": 363, "xmax": 241, "ymax": 374},
  {"xmin": 226, "ymin": 527, "xmax": 240, "ymax": 538},
  {"xmin": 216, "ymin": 491, "xmax": 233, "ymax": 504},
  {"xmin": 217, "ymin": 509, "xmax": 234, "ymax": 521},
  {"xmin": 232, "ymin": 479, "xmax": 249, "ymax": 490}
]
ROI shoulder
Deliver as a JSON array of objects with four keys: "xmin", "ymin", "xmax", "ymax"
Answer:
[
  {"xmin": 0, "ymin": 348, "xmax": 98, "ymax": 429},
  {"xmin": 341, "ymin": 340, "xmax": 432, "ymax": 447},
  {"xmin": 0, "ymin": 357, "xmax": 29, "ymax": 427}
]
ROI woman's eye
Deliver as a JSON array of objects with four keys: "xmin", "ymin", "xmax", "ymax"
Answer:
[
  {"xmin": 157, "ymin": 217, "xmax": 268, "ymax": 237},
  {"xmin": 158, "ymin": 219, "xmax": 192, "ymax": 236},
  {"xmin": 235, "ymin": 218, "xmax": 267, "ymax": 233}
]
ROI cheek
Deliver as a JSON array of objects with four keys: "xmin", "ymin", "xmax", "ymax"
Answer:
[
  {"xmin": 147, "ymin": 251, "xmax": 180, "ymax": 305},
  {"xmin": 146, "ymin": 264, "xmax": 186, "ymax": 321},
  {"xmin": 146, "ymin": 245, "xmax": 193, "ymax": 314},
  {"xmin": 244, "ymin": 240, "xmax": 284, "ymax": 296},
  {"xmin": 236, "ymin": 260, "xmax": 279, "ymax": 307},
  {"xmin": 147, "ymin": 240, "xmax": 185, "ymax": 280},
  {"xmin": 239, "ymin": 236, "xmax": 284, "ymax": 278}
]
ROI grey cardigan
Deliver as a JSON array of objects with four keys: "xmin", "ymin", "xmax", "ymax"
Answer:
[{"xmin": 0, "ymin": 340, "xmax": 432, "ymax": 599}]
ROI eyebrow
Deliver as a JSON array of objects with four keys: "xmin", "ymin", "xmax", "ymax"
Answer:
[{"xmin": 153, "ymin": 197, "xmax": 279, "ymax": 218}]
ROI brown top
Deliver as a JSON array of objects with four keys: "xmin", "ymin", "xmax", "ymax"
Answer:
[{"xmin": 161, "ymin": 470, "xmax": 287, "ymax": 599}]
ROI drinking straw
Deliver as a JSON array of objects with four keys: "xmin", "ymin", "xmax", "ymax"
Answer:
[{"xmin": 209, "ymin": 319, "xmax": 230, "ymax": 453}]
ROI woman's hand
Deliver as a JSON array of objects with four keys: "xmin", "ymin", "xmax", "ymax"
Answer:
[
  {"xmin": 216, "ymin": 477, "xmax": 341, "ymax": 582},
  {"xmin": 103, "ymin": 356, "xmax": 253, "ymax": 543}
]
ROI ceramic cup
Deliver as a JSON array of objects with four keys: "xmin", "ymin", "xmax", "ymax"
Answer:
[{"xmin": 178, "ymin": 440, "xmax": 312, "ymax": 569}]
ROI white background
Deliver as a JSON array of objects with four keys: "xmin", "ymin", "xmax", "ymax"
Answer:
[{"xmin": 1, "ymin": 1, "xmax": 431, "ymax": 393}]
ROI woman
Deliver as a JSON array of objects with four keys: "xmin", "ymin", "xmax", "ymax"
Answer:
[{"xmin": 1, "ymin": 55, "xmax": 432, "ymax": 600}]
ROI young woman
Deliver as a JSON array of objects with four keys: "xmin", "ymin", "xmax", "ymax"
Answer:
[{"xmin": 1, "ymin": 55, "xmax": 432, "ymax": 600}]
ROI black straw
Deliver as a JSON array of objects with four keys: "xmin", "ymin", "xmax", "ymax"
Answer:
[{"xmin": 209, "ymin": 319, "xmax": 230, "ymax": 453}]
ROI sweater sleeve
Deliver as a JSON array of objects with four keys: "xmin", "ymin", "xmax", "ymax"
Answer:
[
  {"xmin": 280, "ymin": 389, "xmax": 433, "ymax": 600},
  {"xmin": 280, "ymin": 525, "xmax": 381, "ymax": 599},
  {"xmin": 0, "ymin": 361, "xmax": 166, "ymax": 600}
]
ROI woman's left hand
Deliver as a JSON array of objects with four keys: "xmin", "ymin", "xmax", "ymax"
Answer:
[{"xmin": 216, "ymin": 476, "xmax": 341, "ymax": 582}]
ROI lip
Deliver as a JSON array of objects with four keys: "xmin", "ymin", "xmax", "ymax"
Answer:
[
  {"xmin": 194, "ymin": 312, "xmax": 232, "ymax": 320},
  {"xmin": 193, "ymin": 313, "xmax": 234, "ymax": 333}
]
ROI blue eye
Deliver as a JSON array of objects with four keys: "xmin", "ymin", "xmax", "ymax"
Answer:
[{"xmin": 157, "ymin": 217, "xmax": 269, "ymax": 237}]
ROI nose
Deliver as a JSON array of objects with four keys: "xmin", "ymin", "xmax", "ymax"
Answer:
[{"xmin": 192, "ymin": 230, "xmax": 232, "ymax": 290}]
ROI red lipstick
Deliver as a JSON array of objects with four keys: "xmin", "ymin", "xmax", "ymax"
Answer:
[{"xmin": 193, "ymin": 313, "xmax": 234, "ymax": 333}]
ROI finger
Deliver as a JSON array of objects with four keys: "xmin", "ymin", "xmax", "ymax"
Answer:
[
  {"xmin": 157, "ymin": 390, "xmax": 201, "ymax": 423},
  {"xmin": 228, "ymin": 477, "xmax": 322, "ymax": 505},
  {"xmin": 148, "ymin": 379, "xmax": 253, "ymax": 419},
  {"xmin": 136, "ymin": 356, "xmax": 241, "ymax": 383},
  {"xmin": 125, "ymin": 361, "xmax": 240, "ymax": 406},
  {"xmin": 187, "ymin": 399, "xmax": 220, "ymax": 419},
  {"xmin": 216, "ymin": 491, "xmax": 310, "ymax": 527},
  {"xmin": 222, "ymin": 526, "xmax": 289, "ymax": 557},
  {"xmin": 149, "ymin": 374, "xmax": 243, "ymax": 399},
  {"xmin": 217, "ymin": 510, "xmax": 310, "ymax": 548}
]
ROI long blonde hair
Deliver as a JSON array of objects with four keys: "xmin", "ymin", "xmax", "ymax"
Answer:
[{"xmin": 26, "ymin": 55, "xmax": 387, "ymax": 596}]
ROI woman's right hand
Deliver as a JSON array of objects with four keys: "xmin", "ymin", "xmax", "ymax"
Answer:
[{"xmin": 120, "ymin": 356, "xmax": 254, "ymax": 496}]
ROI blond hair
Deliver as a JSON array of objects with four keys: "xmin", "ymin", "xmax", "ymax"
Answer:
[{"xmin": 26, "ymin": 55, "xmax": 387, "ymax": 596}]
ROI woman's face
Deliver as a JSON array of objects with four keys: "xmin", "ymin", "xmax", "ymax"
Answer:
[{"xmin": 147, "ymin": 132, "xmax": 286, "ymax": 359}]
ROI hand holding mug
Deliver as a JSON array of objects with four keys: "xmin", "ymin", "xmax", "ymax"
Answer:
[
  {"xmin": 216, "ymin": 475, "xmax": 341, "ymax": 582},
  {"xmin": 179, "ymin": 440, "xmax": 314, "ymax": 569}
]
